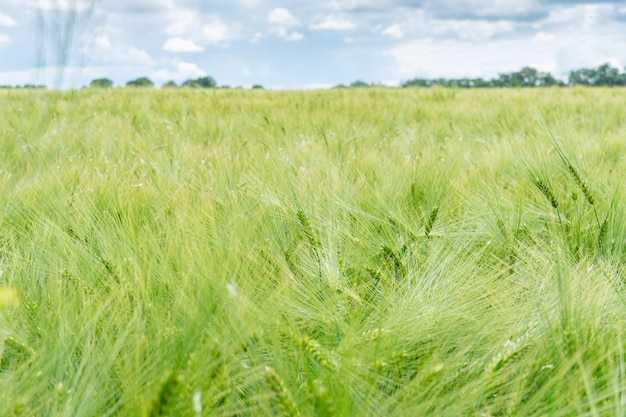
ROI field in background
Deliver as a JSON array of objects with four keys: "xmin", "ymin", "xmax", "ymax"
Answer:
[{"xmin": 1, "ymin": 88, "xmax": 626, "ymax": 416}]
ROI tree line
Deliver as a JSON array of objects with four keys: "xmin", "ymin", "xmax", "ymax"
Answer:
[
  {"xmin": 398, "ymin": 63, "xmax": 626, "ymax": 88},
  {"xmin": 90, "ymin": 76, "xmax": 220, "ymax": 89},
  {"xmin": 334, "ymin": 63, "xmax": 626, "ymax": 89},
  {"xmin": 2, "ymin": 63, "xmax": 626, "ymax": 90}
]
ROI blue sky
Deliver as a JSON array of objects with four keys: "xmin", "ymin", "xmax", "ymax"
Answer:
[{"xmin": 1, "ymin": 0, "xmax": 625, "ymax": 88}]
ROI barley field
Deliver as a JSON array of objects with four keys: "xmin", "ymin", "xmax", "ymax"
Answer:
[{"xmin": 1, "ymin": 87, "xmax": 626, "ymax": 416}]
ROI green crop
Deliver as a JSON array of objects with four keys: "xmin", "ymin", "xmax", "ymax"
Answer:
[{"xmin": 1, "ymin": 87, "xmax": 626, "ymax": 416}]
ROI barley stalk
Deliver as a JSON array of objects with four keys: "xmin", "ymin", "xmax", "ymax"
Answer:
[
  {"xmin": 597, "ymin": 217, "xmax": 608, "ymax": 251},
  {"xmin": 263, "ymin": 365, "xmax": 300, "ymax": 417}
]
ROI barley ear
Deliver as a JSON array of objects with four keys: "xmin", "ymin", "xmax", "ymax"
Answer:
[
  {"xmin": 297, "ymin": 209, "xmax": 321, "ymax": 248},
  {"xmin": 263, "ymin": 366, "xmax": 300, "ymax": 417},
  {"xmin": 565, "ymin": 163, "xmax": 595, "ymax": 206},
  {"xmin": 149, "ymin": 371, "xmax": 180, "ymax": 417},
  {"xmin": 533, "ymin": 179, "xmax": 559, "ymax": 210},
  {"xmin": 301, "ymin": 336, "xmax": 337, "ymax": 372},
  {"xmin": 425, "ymin": 205, "xmax": 439, "ymax": 238},
  {"xmin": 597, "ymin": 217, "xmax": 608, "ymax": 250}
]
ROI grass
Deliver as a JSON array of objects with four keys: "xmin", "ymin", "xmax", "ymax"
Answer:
[{"xmin": 1, "ymin": 87, "xmax": 626, "ymax": 415}]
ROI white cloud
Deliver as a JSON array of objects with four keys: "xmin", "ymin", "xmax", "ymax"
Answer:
[
  {"xmin": 267, "ymin": 8, "xmax": 299, "ymax": 27},
  {"xmin": 33, "ymin": 0, "xmax": 94, "ymax": 12},
  {"xmin": 384, "ymin": 33, "xmax": 626, "ymax": 81},
  {"xmin": 0, "ymin": 34, "xmax": 10, "ymax": 44},
  {"xmin": 153, "ymin": 61, "xmax": 207, "ymax": 82},
  {"xmin": 176, "ymin": 61, "xmax": 207, "ymax": 78},
  {"xmin": 534, "ymin": 31, "xmax": 554, "ymax": 42},
  {"xmin": 117, "ymin": 46, "xmax": 152, "ymax": 64},
  {"xmin": 239, "ymin": 0, "xmax": 260, "ymax": 7},
  {"xmin": 432, "ymin": 20, "xmax": 514, "ymax": 41},
  {"xmin": 102, "ymin": 0, "xmax": 178, "ymax": 13},
  {"xmin": 201, "ymin": 20, "xmax": 233, "ymax": 45},
  {"xmin": 310, "ymin": 16, "xmax": 355, "ymax": 30},
  {"xmin": 328, "ymin": 0, "xmax": 390, "ymax": 12},
  {"xmin": 80, "ymin": 32, "xmax": 153, "ymax": 65},
  {"xmin": 433, "ymin": 0, "xmax": 540, "ymax": 19},
  {"xmin": 164, "ymin": 9, "xmax": 198, "ymax": 36},
  {"xmin": 162, "ymin": 37, "xmax": 204, "ymax": 53},
  {"xmin": 545, "ymin": 4, "xmax": 614, "ymax": 29},
  {"xmin": 249, "ymin": 32, "xmax": 264, "ymax": 44},
  {"xmin": 0, "ymin": 12, "xmax": 17, "ymax": 27},
  {"xmin": 165, "ymin": 10, "xmax": 238, "ymax": 46},
  {"xmin": 286, "ymin": 31, "xmax": 303, "ymax": 41},
  {"xmin": 270, "ymin": 27, "xmax": 303, "ymax": 41},
  {"xmin": 381, "ymin": 24, "xmax": 403, "ymax": 39}
]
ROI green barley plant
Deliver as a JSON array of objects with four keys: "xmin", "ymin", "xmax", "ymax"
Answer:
[{"xmin": 1, "ymin": 87, "xmax": 626, "ymax": 416}]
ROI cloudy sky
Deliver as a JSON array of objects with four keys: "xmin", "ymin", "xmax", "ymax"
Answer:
[{"xmin": 0, "ymin": 0, "xmax": 625, "ymax": 88}]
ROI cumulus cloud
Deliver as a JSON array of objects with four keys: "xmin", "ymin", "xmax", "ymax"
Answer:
[
  {"xmin": 153, "ymin": 61, "xmax": 207, "ymax": 82},
  {"xmin": 385, "ymin": 30, "xmax": 626, "ymax": 80},
  {"xmin": 429, "ymin": 0, "xmax": 544, "ymax": 20},
  {"xmin": 0, "ymin": 34, "xmax": 10, "ymax": 44},
  {"xmin": 102, "ymin": 0, "xmax": 178, "ymax": 14},
  {"xmin": 265, "ymin": 7, "xmax": 303, "ymax": 41},
  {"xmin": 267, "ymin": 8, "xmax": 299, "ymax": 26},
  {"xmin": 310, "ymin": 16, "xmax": 356, "ymax": 30},
  {"xmin": 269, "ymin": 27, "xmax": 303, "ymax": 41},
  {"xmin": 177, "ymin": 61, "xmax": 206, "ymax": 77},
  {"xmin": 328, "ymin": 0, "xmax": 410, "ymax": 12},
  {"xmin": 33, "ymin": 0, "xmax": 96, "ymax": 12},
  {"xmin": 381, "ymin": 24, "xmax": 403, "ymax": 39},
  {"xmin": 162, "ymin": 37, "xmax": 204, "ymax": 53},
  {"xmin": 80, "ymin": 33, "xmax": 153, "ymax": 65},
  {"xmin": 165, "ymin": 10, "xmax": 239, "ymax": 46},
  {"xmin": 543, "ymin": 3, "xmax": 615, "ymax": 28},
  {"xmin": 432, "ymin": 20, "xmax": 514, "ymax": 41},
  {"xmin": 0, "ymin": 12, "xmax": 17, "ymax": 27},
  {"xmin": 534, "ymin": 31, "xmax": 554, "ymax": 41}
]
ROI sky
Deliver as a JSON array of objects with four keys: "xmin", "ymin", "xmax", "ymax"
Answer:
[{"xmin": 0, "ymin": 0, "xmax": 625, "ymax": 89}]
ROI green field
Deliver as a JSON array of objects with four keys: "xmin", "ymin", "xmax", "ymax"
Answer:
[{"xmin": 1, "ymin": 88, "xmax": 626, "ymax": 416}]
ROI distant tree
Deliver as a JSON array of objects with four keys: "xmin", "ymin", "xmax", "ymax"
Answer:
[
  {"xmin": 494, "ymin": 73, "xmax": 512, "ymax": 87},
  {"xmin": 593, "ymin": 63, "xmax": 623, "ymax": 86},
  {"xmin": 431, "ymin": 78, "xmax": 449, "ymax": 87},
  {"xmin": 537, "ymin": 72, "xmax": 564, "ymax": 87},
  {"xmin": 398, "ymin": 64, "xmax": 626, "ymax": 89},
  {"xmin": 472, "ymin": 78, "xmax": 492, "ymax": 88},
  {"xmin": 126, "ymin": 77, "xmax": 154, "ymax": 88},
  {"xmin": 568, "ymin": 68, "xmax": 596, "ymax": 86},
  {"xmin": 251, "ymin": 84, "xmax": 264, "ymax": 89},
  {"xmin": 182, "ymin": 76, "xmax": 217, "ymax": 88},
  {"xmin": 349, "ymin": 80, "xmax": 370, "ymax": 88},
  {"xmin": 90, "ymin": 78, "xmax": 113, "ymax": 88},
  {"xmin": 512, "ymin": 67, "xmax": 539, "ymax": 87},
  {"xmin": 162, "ymin": 80, "xmax": 178, "ymax": 88},
  {"xmin": 401, "ymin": 78, "xmax": 431, "ymax": 88}
]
